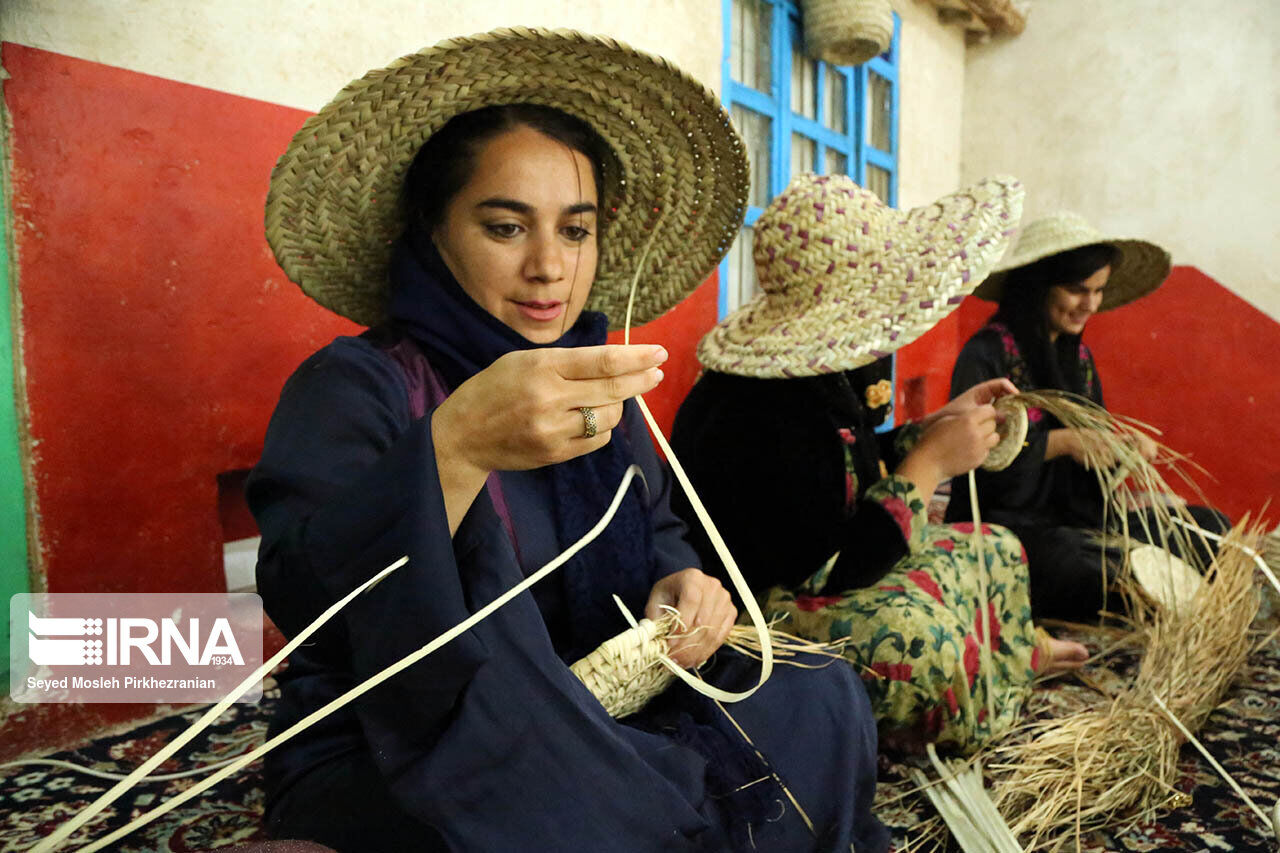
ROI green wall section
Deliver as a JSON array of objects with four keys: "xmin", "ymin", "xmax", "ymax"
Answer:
[{"xmin": 0, "ymin": 82, "xmax": 31, "ymax": 679}]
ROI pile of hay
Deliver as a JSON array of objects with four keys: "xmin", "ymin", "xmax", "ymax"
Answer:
[
  {"xmin": 986, "ymin": 519, "xmax": 1265, "ymax": 850},
  {"xmin": 903, "ymin": 390, "xmax": 1273, "ymax": 850}
]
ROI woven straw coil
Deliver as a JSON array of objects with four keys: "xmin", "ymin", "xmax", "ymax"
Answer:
[
  {"xmin": 1127, "ymin": 544, "xmax": 1204, "ymax": 612},
  {"xmin": 570, "ymin": 614, "xmax": 845, "ymax": 718},
  {"xmin": 570, "ymin": 617, "xmax": 676, "ymax": 719},
  {"xmin": 265, "ymin": 28, "xmax": 749, "ymax": 328},
  {"xmin": 982, "ymin": 396, "xmax": 1029, "ymax": 471},
  {"xmin": 803, "ymin": 0, "xmax": 894, "ymax": 66},
  {"xmin": 699, "ymin": 172, "xmax": 1024, "ymax": 378},
  {"xmin": 973, "ymin": 211, "xmax": 1171, "ymax": 312}
]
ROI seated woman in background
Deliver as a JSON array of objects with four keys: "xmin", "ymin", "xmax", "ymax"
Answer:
[
  {"xmin": 671, "ymin": 173, "xmax": 1087, "ymax": 756},
  {"xmin": 947, "ymin": 212, "xmax": 1229, "ymax": 622},
  {"xmin": 248, "ymin": 30, "xmax": 887, "ymax": 853}
]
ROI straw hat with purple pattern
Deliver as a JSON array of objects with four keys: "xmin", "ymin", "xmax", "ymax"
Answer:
[{"xmin": 698, "ymin": 172, "xmax": 1025, "ymax": 378}]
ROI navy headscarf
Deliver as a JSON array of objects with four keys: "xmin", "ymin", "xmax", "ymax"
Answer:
[{"xmin": 386, "ymin": 228, "xmax": 656, "ymax": 659}]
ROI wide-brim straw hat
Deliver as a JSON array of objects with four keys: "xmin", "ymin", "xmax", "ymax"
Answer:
[
  {"xmin": 972, "ymin": 211, "xmax": 1171, "ymax": 311},
  {"xmin": 698, "ymin": 172, "xmax": 1025, "ymax": 378},
  {"xmin": 265, "ymin": 27, "xmax": 749, "ymax": 329}
]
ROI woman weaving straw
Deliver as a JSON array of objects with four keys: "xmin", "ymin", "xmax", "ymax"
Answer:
[
  {"xmin": 670, "ymin": 173, "xmax": 1089, "ymax": 756},
  {"xmin": 248, "ymin": 29, "xmax": 888, "ymax": 852},
  {"xmin": 946, "ymin": 212, "xmax": 1231, "ymax": 622}
]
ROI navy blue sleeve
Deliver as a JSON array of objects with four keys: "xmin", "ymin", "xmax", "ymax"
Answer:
[{"xmin": 246, "ymin": 337, "xmax": 488, "ymax": 739}]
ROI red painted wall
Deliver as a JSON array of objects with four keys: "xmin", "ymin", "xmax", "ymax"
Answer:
[
  {"xmin": 894, "ymin": 266, "xmax": 1280, "ymax": 525},
  {"xmin": 5, "ymin": 44, "xmax": 360, "ymax": 593},
  {"xmin": 4, "ymin": 43, "xmax": 717, "ymax": 597}
]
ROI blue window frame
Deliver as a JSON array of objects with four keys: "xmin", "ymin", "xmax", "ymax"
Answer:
[{"xmin": 720, "ymin": 0, "xmax": 900, "ymax": 427}]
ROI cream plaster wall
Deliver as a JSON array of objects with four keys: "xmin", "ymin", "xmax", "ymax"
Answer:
[
  {"xmin": 3, "ymin": 0, "xmax": 971, "ymax": 213},
  {"xmin": 0, "ymin": 0, "xmax": 724, "ymax": 110},
  {"xmin": 893, "ymin": 0, "xmax": 967, "ymax": 210},
  {"xmin": 961, "ymin": 0, "xmax": 1280, "ymax": 318}
]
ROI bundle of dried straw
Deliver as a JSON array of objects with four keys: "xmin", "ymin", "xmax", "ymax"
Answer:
[
  {"xmin": 986, "ymin": 518, "xmax": 1265, "ymax": 849},
  {"xmin": 905, "ymin": 389, "xmax": 1277, "ymax": 850}
]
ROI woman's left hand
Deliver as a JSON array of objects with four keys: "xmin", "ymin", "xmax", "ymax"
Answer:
[
  {"xmin": 1131, "ymin": 430, "xmax": 1159, "ymax": 463},
  {"xmin": 922, "ymin": 378, "xmax": 1018, "ymax": 429},
  {"xmin": 645, "ymin": 568, "xmax": 736, "ymax": 669}
]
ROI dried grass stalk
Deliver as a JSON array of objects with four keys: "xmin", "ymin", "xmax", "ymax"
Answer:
[
  {"xmin": 985, "ymin": 519, "xmax": 1267, "ymax": 850},
  {"xmin": 909, "ymin": 745, "xmax": 1021, "ymax": 853},
  {"xmin": 1006, "ymin": 390, "xmax": 1219, "ymax": 585}
]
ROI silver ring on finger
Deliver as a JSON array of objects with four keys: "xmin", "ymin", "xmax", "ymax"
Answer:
[{"xmin": 579, "ymin": 406, "xmax": 598, "ymax": 439}]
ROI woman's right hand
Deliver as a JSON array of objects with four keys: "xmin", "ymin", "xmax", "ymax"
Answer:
[
  {"xmin": 431, "ymin": 344, "xmax": 668, "ymax": 532},
  {"xmin": 1048, "ymin": 428, "xmax": 1116, "ymax": 469},
  {"xmin": 896, "ymin": 406, "xmax": 1000, "ymax": 499}
]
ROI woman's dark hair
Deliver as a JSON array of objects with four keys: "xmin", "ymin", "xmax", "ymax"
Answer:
[
  {"xmin": 993, "ymin": 243, "xmax": 1119, "ymax": 394},
  {"xmin": 402, "ymin": 104, "xmax": 612, "ymax": 235}
]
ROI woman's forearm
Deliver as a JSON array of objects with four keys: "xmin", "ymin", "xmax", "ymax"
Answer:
[
  {"xmin": 432, "ymin": 403, "xmax": 490, "ymax": 535},
  {"xmin": 1044, "ymin": 428, "xmax": 1077, "ymax": 462},
  {"xmin": 893, "ymin": 452, "xmax": 943, "ymax": 506}
]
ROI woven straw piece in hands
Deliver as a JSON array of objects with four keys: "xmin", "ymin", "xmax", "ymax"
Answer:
[
  {"xmin": 571, "ymin": 614, "xmax": 845, "ymax": 719},
  {"xmin": 698, "ymin": 172, "xmax": 1024, "ymax": 378},
  {"xmin": 973, "ymin": 211, "xmax": 1172, "ymax": 311},
  {"xmin": 570, "ymin": 617, "xmax": 678, "ymax": 719},
  {"xmin": 982, "ymin": 396, "xmax": 1029, "ymax": 471},
  {"xmin": 265, "ymin": 28, "xmax": 749, "ymax": 329},
  {"xmin": 803, "ymin": 0, "xmax": 894, "ymax": 66}
]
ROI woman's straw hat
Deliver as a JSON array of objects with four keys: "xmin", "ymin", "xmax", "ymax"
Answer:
[
  {"xmin": 804, "ymin": 0, "xmax": 894, "ymax": 66},
  {"xmin": 698, "ymin": 172, "xmax": 1024, "ymax": 378},
  {"xmin": 972, "ymin": 211, "xmax": 1172, "ymax": 311},
  {"xmin": 265, "ymin": 27, "xmax": 749, "ymax": 329}
]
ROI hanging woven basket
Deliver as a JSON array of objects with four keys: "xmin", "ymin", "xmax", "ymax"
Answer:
[{"xmin": 802, "ymin": 0, "xmax": 894, "ymax": 66}]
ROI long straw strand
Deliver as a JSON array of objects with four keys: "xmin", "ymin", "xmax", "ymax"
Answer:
[
  {"xmin": 1150, "ymin": 692, "xmax": 1274, "ymax": 836},
  {"xmin": 0, "ymin": 754, "xmax": 249, "ymax": 783},
  {"xmin": 32, "ymin": 556, "xmax": 409, "ymax": 853},
  {"xmin": 1168, "ymin": 515, "xmax": 1280, "ymax": 598},
  {"xmin": 620, "ymin": 225, "xmax": 774, "ymax": 701},
  {"xmin": 967, "ymin": 471, "xmax": 998, "ymax": 731},
  {"xmin": 925, "ymin": 745, "xmax": 1019, "ymax": 853},
  {"xmin": 56, "ymin": 467, "xmax": 643, "ymax": 853}
]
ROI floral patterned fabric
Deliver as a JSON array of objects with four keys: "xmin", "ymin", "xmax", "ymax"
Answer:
[
  {"xmin": 988, "ymin": 319, "xmax": 1100, "ymax": 414},
  {"xmin": 762, "ymin": 473, "xmax": 1042, "ymax": 754}
]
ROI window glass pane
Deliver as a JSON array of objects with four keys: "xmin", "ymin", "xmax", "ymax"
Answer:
[
  {"xmin": 866, "ymin": 164, "xmax": 892, "ymax": 204},
  {"xmin": 790, "ymin": 35, "xmax": 817, "ymax": 119},
  {"xmin": 731, "ymin": 0, "xmax": 773, "ymax": 93},
  {"xmin": 728, "ymin": 226, "xmax": 759, "ymax": 310},
  {"xmin": 824, "ymin": 148, "xmax": 848, "ymax": 176},
  {"xmin": 869, "ymin": 72, "xmax": 892, "ymax": 151},
  {"xmin": 732, "ymin": 104, "xmax": 773, "ymax": 208},
  {"xmin": 790, "ymin": 133, "xmax": 815, "ymax": 177},
  {"xmin": 823, "ymin": 68, "xmax": 847, "ymax": 133}
]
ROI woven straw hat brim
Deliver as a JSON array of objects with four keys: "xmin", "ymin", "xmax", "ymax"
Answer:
[
  {"xmin": 698, "ymin": 174, "xmax": 1024, "ymax": 379},
  {"xmin": 265, "ymin": 28, "xmax": 749, "ymax": 328},
  {"xmin": 972, "ymin": 217, "xmax": 1171, "ymax": 311}
]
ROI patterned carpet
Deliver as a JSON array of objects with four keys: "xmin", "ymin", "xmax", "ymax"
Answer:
[
  {"xmin": 2, "ymin": 616, "xmax": 1278, "ymax": 852},
  {"xmin": 877, "ymin": 606, "xmax": 1280, "ymax": 852},
  {"xmin": 0, "ymin": 688, "xmax": 273, "ymax": 851}
]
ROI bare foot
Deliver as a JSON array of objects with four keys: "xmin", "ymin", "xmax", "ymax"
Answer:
[{"xmin": 1042, "ymin": 637, "xmax": 1089, "ymax": 674}]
